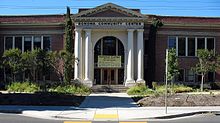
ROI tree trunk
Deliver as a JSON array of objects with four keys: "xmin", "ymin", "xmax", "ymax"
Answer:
[{"xmin": 201, "ymin": 74, "xmax": 205, "ymax": 92}]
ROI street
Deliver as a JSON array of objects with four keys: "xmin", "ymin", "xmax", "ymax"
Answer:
[{"xmin": 0, "ymin": 113, "xmax": 220, "ymax": 123}]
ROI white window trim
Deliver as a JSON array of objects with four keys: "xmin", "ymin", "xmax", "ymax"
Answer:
[
  {"xmin": 168, "ymin": 36, "xmax": 215, "ymax": 57},
  {"xmin": 185, "ymin": 37, "xmax": 188, "ymax": 56},
  {"xmin": 3, "ymin": 35, "xmax": 51, "ymax": 52}
]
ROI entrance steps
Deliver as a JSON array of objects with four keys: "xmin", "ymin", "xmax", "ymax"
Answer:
[{"xmin": 91, "ymin": 85, "xmax": 129, "ymax": 93}]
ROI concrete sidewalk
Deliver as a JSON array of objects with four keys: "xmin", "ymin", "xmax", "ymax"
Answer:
[{"xmin": 1, "ymin": 93, "xmax": 220, "ymax": 121}]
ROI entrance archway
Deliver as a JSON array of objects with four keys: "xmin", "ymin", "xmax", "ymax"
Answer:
[{"xmin": 94, "ymin": 36, "xmax": 124, "ymax": 85}]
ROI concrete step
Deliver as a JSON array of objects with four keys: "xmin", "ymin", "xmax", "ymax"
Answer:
[{"xmin": 91, "ymin": 85, "xmax": 129, "ymax": 93}]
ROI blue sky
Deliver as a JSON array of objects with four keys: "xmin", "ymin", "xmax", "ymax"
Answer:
[{"xmin": 0, "ymin": 0, "xmax": 220, "ymax": 17}]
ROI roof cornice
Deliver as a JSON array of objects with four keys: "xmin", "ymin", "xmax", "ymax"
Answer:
[{"xmin": 74, "ymin": 3, "xmax": 144, "ymax": 18}]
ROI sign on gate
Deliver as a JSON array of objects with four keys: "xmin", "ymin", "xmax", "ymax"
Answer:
[{"xmin": 98, "ymin": 55, "xmax": 121, "ymax": 68}]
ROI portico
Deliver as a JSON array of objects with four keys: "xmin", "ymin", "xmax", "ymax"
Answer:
[{"xmin": 73, "ymin": 3, "xmax": 146, "ymax": 87}]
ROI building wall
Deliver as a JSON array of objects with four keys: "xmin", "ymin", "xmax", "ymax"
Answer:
[{"xmin": 155, "ymin": 26, "xmax": 220, "ymax": 83}]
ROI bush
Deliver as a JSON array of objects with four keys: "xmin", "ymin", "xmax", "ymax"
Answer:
[
  {"xmin": 155, "ymin": 84, "xmax": 194, "ymax": 93},
  {"xmin": 7, "ymin": 81, "xmax": 40, "ymax": 93},
  {"xmin": 127, "ymin": 84, "xmax": 156, "ymax": 96},
  {"xmin": 172, "ymin": 84, "xmax": 193, "ymax": 93},
  {"xmin": 49, "ymin": 84, "xmax": 91, "ymax": 95}
]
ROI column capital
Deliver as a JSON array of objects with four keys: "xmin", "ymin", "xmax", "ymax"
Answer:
[
  {"xmin": 137, "ymin": 29, "xmax": 144, "ymax": 32},
  {"xmin": 84, "ymin": 29, "xmax": 92, "ymax": 33},
  {"xmin": 127, "ymin": 29, "xmax": 135, "ymax": 32},
  {"xmin": 75, "ymin": 28, "xmax": 82, "ymax": 32}
]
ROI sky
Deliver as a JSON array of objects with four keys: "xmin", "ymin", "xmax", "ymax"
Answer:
[{"xmin": 0, "ymin": 0, "xmax": 220, "ymax": 17}]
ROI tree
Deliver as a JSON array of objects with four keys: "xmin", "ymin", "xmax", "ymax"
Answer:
[
  {"xmin": 21, "ymin": 50, "xmax": 38, "ymax": 81},
  {"xmin": 146, "ymin": 18, "xmax": 163, "ymax": 87},
  {"xmin": 167, "ymin": 48, "xmax": 179, "ymax": 81},
  {"xmin": 3, "ymin": 48, "xmax": 22, "ymax": 82},
  {"xmin": 64, "ymin": 6, "xmax": 74, "ymax": 83},
  {"xmin": 167, "ymin": 48, "xmax": 179, "ymax": 93},
  {"xmin": 193, "ymin": 49, "xmax": 220, "ymax": 91},
  {"xmin": 48, "ymin": 51, "xmax": 64, "ymax": 83},
  {"xmin": 36, "ymin": 49, "xmax": 51, "ymax": 82}
]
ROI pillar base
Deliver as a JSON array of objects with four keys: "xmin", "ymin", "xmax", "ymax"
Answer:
[
  {"xmin": 125, "ymin": 79, "xmax": 136, "ymax": 87},
  {"xmin": 83, "ymin": 79, "xmax": 93, "ymax": 87},
  {"xmin": 136, "ymin": 79, "xmax": 146, "ymax": 85}
]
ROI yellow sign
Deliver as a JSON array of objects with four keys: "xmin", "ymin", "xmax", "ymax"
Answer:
[{"xmin": 98, "ymin": 55, "xmax": 121, "ymax": 68}]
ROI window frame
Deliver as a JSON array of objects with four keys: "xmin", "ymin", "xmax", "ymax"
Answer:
[
  {"xmin": 4, "ymin": 35, "xmax": 51, "ymax": 52},
  {"xmin": 168, "ymin": 36, "xmax": 215, "ymax": 57}
]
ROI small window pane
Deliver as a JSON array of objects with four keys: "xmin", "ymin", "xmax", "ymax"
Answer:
[
  {"xmin": 15, "ymin": 37, "xmax": 22, "ymax": 50},
  {"xmin": 168, "ymin": 37, "xmax": 176, "ymax": 49},
  {"xmin": 34, "ymin": 36, "xmax": 41, "ymax": 49},
  {"xmin": 43, "ymin": 36, "xmax": 51, "ymax": 51},
  {"xmin": 5, "ymin": 37, "xmax": 13, "ymax": 50},
  {"xmin": 188, "ymin": 38, "xmax": 195, "ymax": 56},
  {"xmin": 178, "ymin": 37, "xmax": 186, "ymax": 56},
  {"xmin": 24, "ymin": 36, "xmax": 32, "ymax": 51},
  {"xmin": 207, "ymin": 38, "xmax": 214, "ymax": 50},
  {"xmin": 186, "ymin": 70, "xmax": 194, "ymax": 82},
  {"xmin": 197, "ymin": 38, "xmax": 205, "ymax": 49}
]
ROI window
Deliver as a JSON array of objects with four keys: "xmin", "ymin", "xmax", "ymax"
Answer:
[
  {"xmin": 34, "ymin": 36, "xmax": 41, "ymax": 49},
  {"xmin": 207, "ymin": 38, "xmax": 214, "ymax": 50},
  {"xmin": 24, "ymin": 36, "xmax": 32, "ymax": 51},
  {"xmin": 168, "ymin": 37, "xmax": 176, "ymax": 49},
  {"xmin": 176, "ymin": 69, "xmax": 184, "ymax": 82},
  {"xmin": 185, "ymin": 69, "xmax": 195, "ymax": 82},
  {"xmin": 188, "ymin": 38, "xmax": 195, "ymax": 56},
  {"xmin": 197, "ymin": 38, "xmax": 205, "ymax": 49},
  {"xmin": 208, "ymin": 72, "xmax": 214, "ymax": 82},
  {"xmin": 15, "ymin": 37, "xmax": 22, "ymax": 50},
  {"xmin": 168, "ymin": 36, "xmax": 215, "ymax": 57},
  {"xmin": 43, "ymin": 36, "xmax": 51, "ymax": 51},
  {"xmin": 178, "ymin": 37, "xmax": 186, "ymax": 56},
  {"xmin": 5, "ymin": 37, "xmax": 13, "ymax": 50}
]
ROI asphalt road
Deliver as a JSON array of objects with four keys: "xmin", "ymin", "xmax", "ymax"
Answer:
[{"xmin": 0, "ymin": 113, "xmax": 220, "ymax": 123}]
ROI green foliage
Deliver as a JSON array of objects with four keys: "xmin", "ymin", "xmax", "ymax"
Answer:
[
  {"xmin": 3, "ymin": 48, "xmax": 23, "ymax": 81},
  {"xmin": 155, "ymin": 84, "xmax": 193, "ymax": 93},
  {"xmin": 63, "ymin": 51, "xmax": 74, "ymax": 83},
  {"xmin": 64, "ymin": 7, "xmax": 74, "ymax": 83},
  {"xmin": 65, "ymin": 6, "xmax": 73, "ymax": 53},
  {"xmin": 49, "ymin": 84, "xmax": 91, "ymax": 95},
  {"xmin": 35, "ymin": 49, "xmax": 51, "ymax": 77},
  {"xmin": 193, "ymin": 49, "xmax": 220, "ymax": 91},
  {"xmin": 167, "ymin": 48, "xmax": 179, "ymax": 81},
  {"xmin": 7, "ymin": 81, "xmax": 40, "ymax": 93},
  {"xmin": 152, "ymin": 18, "xmax": 163, "ymax": 28},
  {"xmin": 127, "ymin": 84, "xmax": 156, "ymax": 96},
  {"xmin": 127, "ymin": 83, "xmax": 194, "ymax": 96}
]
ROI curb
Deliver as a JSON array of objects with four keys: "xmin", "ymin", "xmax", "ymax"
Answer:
[
  {"xmin": 0, "ymin": 110, "xmax": 22, "ymax": 114},
  {"xmin": 149, "ymin": 111, "xmax": 218, "ymax": 119}
]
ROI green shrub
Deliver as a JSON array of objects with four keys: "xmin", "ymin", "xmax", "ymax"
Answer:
[
  {"xmin": 172, "ymin": 84, "xmax": 193, "ymax": 93},
  {"xmin": 49, "ymin": 84, "xmax": 91, "ymax": 95},
  {"xmin": 7, "ymin": 81, "xmax": 40, "ymax": 93},
  {"xmin": 155, "ymin": 84, "xmax": 194, "ymax": 93},
  {"xmin": 127, "ymin": 84, "xmax": 156, "ymax": 96}
]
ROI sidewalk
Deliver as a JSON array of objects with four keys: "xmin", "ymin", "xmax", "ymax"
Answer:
[{"xmin": 0, "ymin": 93, "xmax": 220, "ymax": 121}]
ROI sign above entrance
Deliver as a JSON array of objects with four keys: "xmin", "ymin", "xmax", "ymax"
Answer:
[{"xmin": 98, "ymin": 55, "xmax": 121, "ymax": 68}]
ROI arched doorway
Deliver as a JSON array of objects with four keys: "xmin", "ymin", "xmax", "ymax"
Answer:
[{"xmin": 94, "ymin": 36, "xmax": 124, "ymax": 85}]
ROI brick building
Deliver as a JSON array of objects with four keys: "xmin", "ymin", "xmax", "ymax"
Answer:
[{"xmin": 0, "ymin": 3, "xmax": 220, "ymax": 87}]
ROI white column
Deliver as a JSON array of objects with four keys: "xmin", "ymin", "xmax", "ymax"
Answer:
[
  {"xmin": 74, "ymin": 29, "xmax": 82, "ymax": 80},
  {"xmin": 84, "ymin": 29, "xmax": 93, "ymax": 87},
  {"xmin": 125, "ymin": 29, "xmax": 135, "ymax": 87},
  {"xmin": 136, "ymin": 29, "xmax": 145, "ymax": 84}
]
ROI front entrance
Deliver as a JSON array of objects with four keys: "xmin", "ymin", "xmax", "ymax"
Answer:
[
  {"xmin": 94, "ymin": 36, "xmax": 124, "ymax": 85},
  {"xmin": 103, "ymin": 69, "xmax": 115, "ymax": 85}
]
